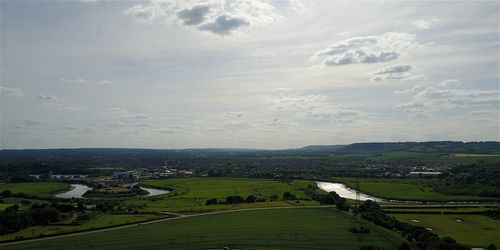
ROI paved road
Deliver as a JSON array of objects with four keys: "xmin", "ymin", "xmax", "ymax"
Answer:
[{"xmin": 0, "ymin": 205, "xmax": 337, "ymax": 247}]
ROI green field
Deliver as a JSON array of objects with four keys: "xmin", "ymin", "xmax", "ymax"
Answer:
[
  {"xmin": 0, "ymin": 213, "xmax": 168, "ymax": 242},
  {"xmin": 0, "ymin": 182, "xmax": 70, "ymax": 196},
  {"xmin": 383, "ymin": 206, "xmax": 494, "ymax": 213},
  {"xmin": 129, "ymin": 178, "xmax": 319, "ymax": 212},
  {"xmin": 0, "ymin": 203, "xmax": 19, "ymax": 211},
  {"xmin": 2, "ymin": 208, "xmax": 404, "ymax": 250},
  {"xmin": 392, "ymin": 214, "xmax": 500, "ymax": 247},
  {"xmin": 453, "ymin": 153, "xmax": 500, "ymax": 157},
  {"xmin": 326, "ymin": 151, "xmax": 500, "ymax": 164},
  {"xmin": 336, "ymin": 178, "xmax": 490, "ymax": 201}
]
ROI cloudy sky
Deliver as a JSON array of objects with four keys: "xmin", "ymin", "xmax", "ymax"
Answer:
[{"xmin": 1, "ymin": 0, "xmax": 499, "ymax": 149}]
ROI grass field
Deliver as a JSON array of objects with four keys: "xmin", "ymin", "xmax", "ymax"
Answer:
[
  {"xmin": 383, "ymin": 206, "xmax": 494, "ymax": 213},
  {"xmin": 0, "ymin": 182, "xmax": 70, "ymax": 196},
  {"xmin": 0, "ymin": 213, "xmax": 168, "ymax": 242},
  {"xmin": 336, "ymin": 177, "xmax": 489, "ymax": 201},
  {"xmin": 452, "ymin": 153, "xmax": 500, "ymax": 157},
  {"xmin": 325, "ymin": 151, "xmax": 500, "ymax": 165},
  {"xmin": 130, "ymin": 178, "xmax": 319, "ymax": 212},
  {"xmin": 392, "ymin": 214, "xmax": 500, "ymax": 247},
  {"xmin": 2, "ymin": 208, "xmax": 404, "ymax": 250},
  {"xmin": 0, "ymin": 203, "xmax": 19, "ymax": 211}
]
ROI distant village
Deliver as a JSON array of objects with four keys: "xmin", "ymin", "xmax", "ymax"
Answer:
[
  {"xmin": 30, "ymin": 161, "xmax": 204, "ymax": 183},
  {"xmin": 29, "ymin": 160, "xmax": 447, "ymax": 183}
]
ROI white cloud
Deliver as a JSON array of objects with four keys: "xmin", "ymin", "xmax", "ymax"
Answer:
[
  {"xmin": 266, "ymin": 94, "xmax": 329, "ymax": 111},
  {"xmin": 437, "ymin": 79, "xmax": 460, "ymax": 88},
  {"xmin": 99, "ymin": 107, "xmax": 129, "ymax": 117},
  {"xmin": 124, "ymin": 3, "xmax": 159, "ymax": 24},
  {"xmin": 132, "ymin": 114, "xmax": 149, "ymax": 119},
  {"xmin": 60, "ymin": 78, "xmax": 87, "ymax": 84},
  {"xmin": 0, "ymin": 86, "xmax": 24, "ymax": 97},
  {"xmin": 177, "ymin": 4, "xmax": 211, "ymax": 26},
  {"xmin": 371, "ymin": 64, "xmax": 420, "ymax": 82},
  {"xmin": 288, "ymin": 0, "xmax": 308, "ymax": 12},
  {"xmin": 98, "ymin": 80, "xmax": 113, "ymax": 85},
  {"xmin": 395, "ymin": 100, "xmax": 425, "ymax": 110},
  {"xmin": 413, "ymin": 19, "xmax": 435, "ymax": 29},
  {"xmin": 467, "ymin": 110, "xmax": 499, "ymax": 121},
  {"xmin": 396, "ymin": 82, "xmax": 499, "ymax": 111},
  {"xmin": 36, "ymin": 94, "xmax": 59, "ymax": 101},
  {"xmin": 266, "ymin": 94, "xmax": 360, "ymax": 121},
  {"xmin": 98, "ymin": 108, "xmax": 149, "ymax": 121},
  {"xmin": 373, "ymin": 64, "xmax": 413, "ymax": 75},
  {"xmin": 272, "ymin": 87, "xmax": 292, "ymax": 92},
  {"xmin": 266, "ymin": 118, "xmax": 297, "ymax": 127},
  {"xmin": 60, "ymin": 78, "xmax": 113, "ymax": 85},
  {"xmin": 124, "ymin": 0, "xmax": 282, "ymax": 35},
  {"xmin": 313, "ymin": 32, "xmax": 419, "ymax": 66},
  {"xmin": 198, "ymin": 14, "xmax": 249, "ymax": 35},
  {"xmin": 224, "ymin": 121, "xmax": 251, "ymax": 129},
  {"xmin": 21, "ymin": 119, "xmax": 42, "ymax": 126},
  {"xmin": 394, "ymin": 85, "xmax": 421, "ymax": 94},
  {"xmin": 43, "ymin": 103, "xmax": 84, "ymax": 111}
]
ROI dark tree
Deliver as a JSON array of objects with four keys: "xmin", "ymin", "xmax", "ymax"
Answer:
[
  {"xmin": 282, "ymin": 192, "xmax": 296, "ymax": 200},
  {"xmin": 246, "ymin": 195, "xmax": 257, "ymax": 203},
  {"xmin": 1, "ymin": 189, "xmax": 12, "ymax": 197}
]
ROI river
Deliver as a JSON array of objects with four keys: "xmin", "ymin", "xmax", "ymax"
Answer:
[
  {"xmin": 139, "ymin": 187, "xmax": 170, "ymax": 197},
  {"xmin": 56, "ymin": 184, "xmax": 92, "ymax": 199},
  {"xmin": 316, "ymin": 181, "xmax": 384, "ymax": 202}
]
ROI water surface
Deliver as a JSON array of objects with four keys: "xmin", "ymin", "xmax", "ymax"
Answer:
[
  {"xmin": 140, "ymin": 186, "xmax": 170, "ymax": 197},
  {"xmin": 56, "ymin": 184, "xmax": 92, "ymax": 199},
  {"xmin": 316, "ymin": 181, "xmax": 384, "ymax": 202}
]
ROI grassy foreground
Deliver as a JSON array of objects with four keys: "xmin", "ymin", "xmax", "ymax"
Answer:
[
  {"xmin": 0, "ymin": 182, "xmax": 70, "ymax": 196},
  {"xmin": 0, "ymin": 213, "xmax": 168, "ymax": 242},
  {"xmin": 392, "ymin": 214, "xmax": 500, "ymax": 247},
  {"xmin": 2, "ymin": 208, "xmax": 404, "ymax": 250}
]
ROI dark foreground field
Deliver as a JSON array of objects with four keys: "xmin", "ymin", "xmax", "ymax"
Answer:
[{"xmin": 1, "ymin": 208, "xmax": 404, "ymax": 250}]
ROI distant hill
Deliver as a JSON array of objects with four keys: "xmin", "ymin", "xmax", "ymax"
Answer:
[
  {"xmin": 1, "ymin": 141, "xmax": 499, "ymax": 157},
  {"xmin": 333, "ymin": 141, "xmax": 500, "ymax": 154},
  {"xmin": 297, "ymin": 145, "xmax": 345, "ymax": 152}
]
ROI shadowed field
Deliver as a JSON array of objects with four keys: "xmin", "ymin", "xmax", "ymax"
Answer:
[{"xmin": 1, "ymin": 208, "xmax": 404, "ymax": 250}]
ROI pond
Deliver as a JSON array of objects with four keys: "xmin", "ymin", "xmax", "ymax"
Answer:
[
  {"xmin": 316, "ymin": 181, "xmax": 384, "ymax": 202},
  {"xmin": 139, "ymin": 186, "xmax": 170, "ymax": 197},
  {"xmin": 56, "ymin": 184, "xmax": 92, "ymax": 199}
]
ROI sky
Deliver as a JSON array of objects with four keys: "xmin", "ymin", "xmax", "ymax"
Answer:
[{"xmin": 0, "ymin": 0, "xmax": 499, "ymax": 149}]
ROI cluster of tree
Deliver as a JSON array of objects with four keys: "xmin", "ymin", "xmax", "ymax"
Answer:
[
  {"xmin": 95, "ymin": 200, "xmax": 121, "ymax": 212},
  {"xmin": 1, "ymin": 189, "xmax": 43, "ymax": 200},
  {"xmin": 282, "ymin": 192, "xmax": 296, "ymax": 200},
  {"xmin": 84, "ymin": 186, "xmax": 148, "ymax": 198},
  {"xmin": 483, "ymin": 209, "xmax": 500, "ymax": 220},
  {"xmin": 434, "ymin": 163, "xmax": 500, "ymax": 197},
  {"xmin": 205, "ymin": 192, "xmax": 302, "ymax": 206},
  {"xmin": 358, "ymin": 200, "xmax": 469, "ymax": 250},
  {"xmin": 0, "ymin": 203, "xmax": 65, "ymax": 235},
  {"xmin": 206, "ymin": 195, "xmax": 265, "ymax": 205},
  {"xmin": 304, "ymin": 184, "xmax": 349, "ymax": 211}
]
